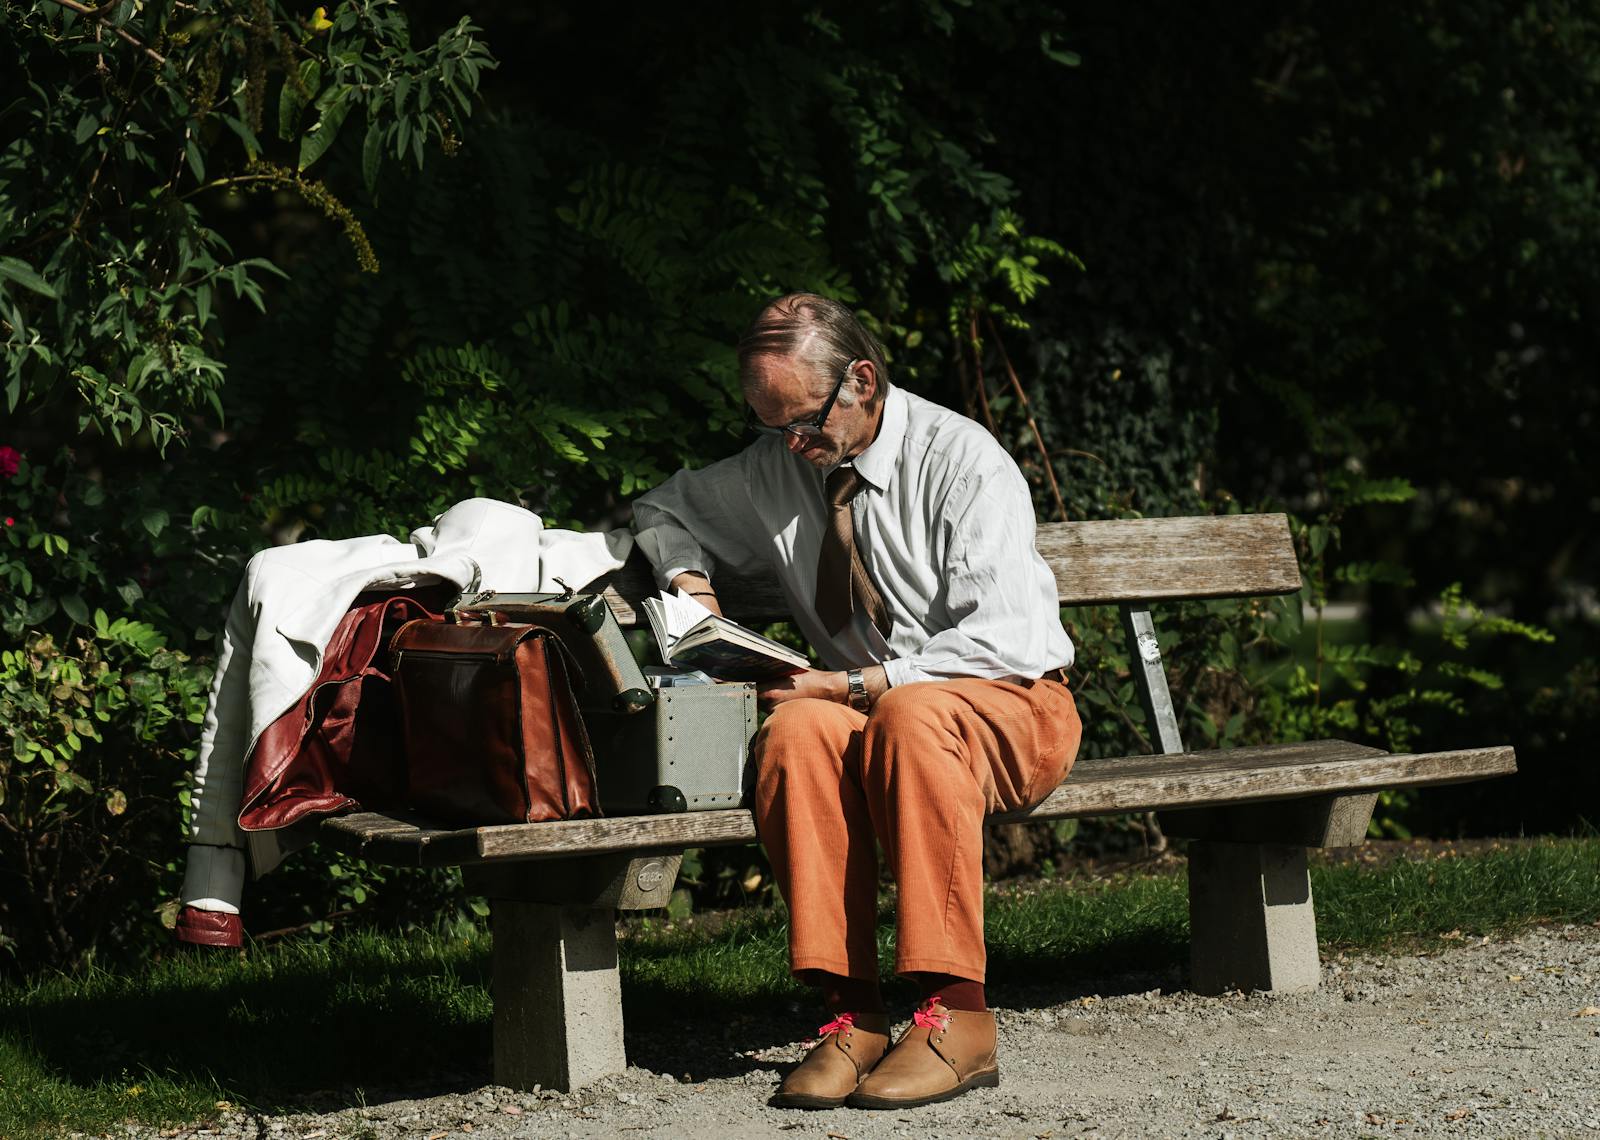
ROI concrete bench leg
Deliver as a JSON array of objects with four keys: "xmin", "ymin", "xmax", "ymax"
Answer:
[
  {"xmin": 1187, "ymin": 841, "xmax": 1320, "ymax": 994},
  {"xmin": 469, "ymin": 853, "xmax": 681, "ymax": 1092},
  {"xmin": 491, "ymin": 901, "xmax": 626, "ymax": 1092}
]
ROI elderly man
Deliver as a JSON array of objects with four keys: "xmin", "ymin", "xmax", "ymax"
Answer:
[{"xmin": 632, "ymin": 293, "xmax": 1081, "ymax": 1110}]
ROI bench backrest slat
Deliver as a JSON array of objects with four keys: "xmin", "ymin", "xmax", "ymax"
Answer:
[
  {"xmin": 1039, "ymin": 513, "xmax": 1300, "ymax": 607},
  {"xmin": 591, "ymin": 512, "xmax": 1300, "ymax": 627}
]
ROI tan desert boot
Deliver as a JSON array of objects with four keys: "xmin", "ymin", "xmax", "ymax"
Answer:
[
  {"xmin": 848, "ymin": 999, "xmax": 999, "ymax": 1109},
  {"xmin": 770, "ymin": 1011, "xmax": 892, "ymax": 1109}
]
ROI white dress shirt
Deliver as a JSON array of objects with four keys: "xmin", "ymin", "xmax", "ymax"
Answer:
[{"xmin": 632, "ymin": 386, "xmax": 1073, "ymax": 687}]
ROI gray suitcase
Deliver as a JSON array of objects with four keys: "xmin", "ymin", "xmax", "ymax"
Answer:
[{"xmin": 452, "ymin": 590, "xmax": 757, "ymax": 814}]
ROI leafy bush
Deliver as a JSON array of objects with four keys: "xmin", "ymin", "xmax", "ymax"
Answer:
[
  {"xmin": 0, "ymin": 607, "xmax": 210, "ymax": 965},
  {"xmin": 1, "ymin": 0, "xmax": 493, "ymax": 449},
  {"xmin": 0, "ymin": 0, "xmax": 497, "ymax": 970}
]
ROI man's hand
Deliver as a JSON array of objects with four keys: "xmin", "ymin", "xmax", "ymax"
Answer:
[
  {"xmin": 757, "ymin": 664, "xmax": 889, "ymax": 710},
  {"xmin": 757, "ymin": 668, "xmax": 847, "ymax": 709}
]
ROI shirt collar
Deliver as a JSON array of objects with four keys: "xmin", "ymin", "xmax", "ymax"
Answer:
[{"xmin": 846, "ymin": 385, "xmax": 907, "ymax": 492}]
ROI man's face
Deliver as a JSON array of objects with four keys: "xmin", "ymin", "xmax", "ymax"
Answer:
[{"xmin": 745, "ymin": 355, "xmax": 878, "ymax": 470}]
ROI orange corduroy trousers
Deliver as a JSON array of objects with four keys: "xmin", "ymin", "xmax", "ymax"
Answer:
[{"xmin": 752, "ymin": 677, "xmax": 1081, "ymax": 983}]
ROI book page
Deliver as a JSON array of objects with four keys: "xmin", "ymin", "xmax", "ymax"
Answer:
[
  {"xmin": 639, "ymin": 598, "xmax": 673, "ymax": 658},
  {"xmin": 649, "ymin": 588, "xmax": 809, "ymax": 679},
  {"xmin": 641, "ymin": 587, "xmax": 721, "ymax": 659},
  {"xmin": 666, "ymin": 586, "xmax": 717, "ymax": 636}
]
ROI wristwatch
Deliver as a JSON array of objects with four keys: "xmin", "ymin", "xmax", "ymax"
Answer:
[{"xmin": 846, "ymin": 668, "xmax": 871, "ymax": 712}]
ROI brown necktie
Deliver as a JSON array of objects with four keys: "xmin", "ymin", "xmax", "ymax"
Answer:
[{"xmin": 815, "ymin": 466, "xmax": 891, "ymax": 637}]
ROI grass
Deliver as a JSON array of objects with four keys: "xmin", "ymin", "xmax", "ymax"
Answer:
[
  {"xmin": 4, "ymin": 837, "xmax": 1598, "ymax": 1138},
  {"xmin": 0, "ymin": 929, "xmax": 494, "ymax": 1138},
  {"xmin": 1312, "ymin": 838, "xmax": 1600, "ymax": 946}
]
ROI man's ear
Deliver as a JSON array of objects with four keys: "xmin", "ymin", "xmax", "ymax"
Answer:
[{"xmin": 852, "ymin": 359, "xmax": 878, "ymax": 402}]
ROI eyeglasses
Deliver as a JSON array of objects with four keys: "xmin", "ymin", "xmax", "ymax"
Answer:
[{"xmin": 745, "ymin": 359, "xmax": 860, "ymax": 439}]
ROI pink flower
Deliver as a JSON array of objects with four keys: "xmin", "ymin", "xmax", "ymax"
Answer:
[
  {"xmin": 3, "ymin": 517, "xmax": 13, "ymax": 527},
  {"xmin": 0, "ymin": 446, "xmax": 18, "ymax": 480}
]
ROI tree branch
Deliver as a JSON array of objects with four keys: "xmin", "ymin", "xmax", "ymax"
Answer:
[
  {"xmin": 253, "ymin": 909, "xmax": 357, "ymax": 942},
  {"xmin": 177, "ymin": 171, "xmax": 292, "ymax": 200},
  {"xmin": 966, "ymin": 309, "xmax": 998, "ymax": 435},
  {"xmin": 985, "ymin": 313, "xmax": 1068, "ymax": 522},
  {"xmin": 1068, "ymin": 661, "xmax": 1153, "ymax": 753},
  {"xmin": 41, "ymin": 0, "xmax": 168, "ymax": 66}
]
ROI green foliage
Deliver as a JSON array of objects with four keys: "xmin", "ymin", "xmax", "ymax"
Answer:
[
  {"xmin": 674, "ymin": 847, "xmax": 776, "ymax": 912},
  {"xmin": 1214, "ymin": 2, "xmax": 1600, "ymax": 616},
  {"xmin": 986, "ymin": 0, "xmax": 1591, "ymax": 834},
  {"xmin": 0, "ymin": 0, "xmax": 493, "ymax": 450},
  {"xmin": 0, "ymin": 608, "xmax": 211, "ymax": 965},
  {"xmin": 250, "ymin": 848, "xmax": 477, "ymax": 937},
  {"xmin": 999, "ymin": 5, "xmax": 1591, "ymax": 843},
  {"xmin": 1261, "ymin": 480, "xmax": 1554, "ymax": 836},
  {"xmin": 0, "ymin": 923, "xmax": 495, "ymax": 1138},
  {"xmin": 182, "ymin": 3, "xmax": 1082, "ymax": 566},
  {"xmin": 0, "ymin": 0, "xmax": 493, "ymax": 970}
]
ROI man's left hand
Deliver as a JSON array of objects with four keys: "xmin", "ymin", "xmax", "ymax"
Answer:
[
  {"xmin": 756, "ymin": 668, "xmax": 846, "ymax": 709},
  {"xmin": 757, "ymin": 664, "xmax": 889, "ymax": 710}
]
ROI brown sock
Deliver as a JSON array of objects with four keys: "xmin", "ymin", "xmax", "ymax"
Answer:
[
  {"xmin": 800, "ymin": 969, "xmax": 886, "ymax": 1015},
  {"xmin": 909, "ymin": 971, "xmax": 986, "ymax": 1012}
]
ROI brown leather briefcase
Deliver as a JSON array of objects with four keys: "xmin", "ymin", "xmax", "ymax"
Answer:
[{"xmin": 389, "ymin": 617, "xmax": 600, "ymax": 826}]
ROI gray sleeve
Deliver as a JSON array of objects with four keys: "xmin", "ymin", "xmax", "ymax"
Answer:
[{"xmin": 631, "ymin": 451, "xmax": 770, "ymax": 590}]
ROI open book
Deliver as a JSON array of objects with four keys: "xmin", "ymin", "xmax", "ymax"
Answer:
[{"xmin": 640, "ymin": 588, "xmax": 810, "ymax": 682}]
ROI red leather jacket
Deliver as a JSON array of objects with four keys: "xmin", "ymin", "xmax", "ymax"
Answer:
[{"xmin": 238, "ymin": 591, "xmax": 444, "ymax": 831}]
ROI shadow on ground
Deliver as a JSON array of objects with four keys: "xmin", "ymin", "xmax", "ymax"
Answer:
[
  {"xmin": 620, "ymin": 926, "xmax": 1190, "ymax": 1081},
  {"xmin": 4, "ymin": 924, "xmax": 1191, "ymax": 1108}
]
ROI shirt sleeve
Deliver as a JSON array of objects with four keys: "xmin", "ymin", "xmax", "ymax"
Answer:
[
  {"xmin": 631, "ymin": 450, "xmax": 771, "ymax": 590},
  {"xmin": 880, "ymin": 458, "xmax": 1066, "ymax": 687}
]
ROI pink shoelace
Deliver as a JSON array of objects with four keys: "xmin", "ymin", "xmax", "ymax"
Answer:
[
  {"xmin": 809, "ymin": 1011, "xmax": 856, "ymax": 1047},
  {"xmin": 913, "ymin": 996, "xmax": 951, "ymax": 1032}
]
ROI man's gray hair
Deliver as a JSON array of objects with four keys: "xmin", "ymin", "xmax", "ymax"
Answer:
[{"xmin": 737, "ymin": 293, "xmax": 891, "ymax": 408}]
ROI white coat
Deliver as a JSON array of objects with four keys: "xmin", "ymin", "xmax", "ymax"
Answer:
[{"xmin": 181, "ymin": 499, "xmax": 632, "ymax": 908}]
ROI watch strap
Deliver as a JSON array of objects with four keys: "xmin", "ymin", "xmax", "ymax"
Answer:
[{"xmin": 846, "ymin": 668, "xmax": 870, "ymax": 712}]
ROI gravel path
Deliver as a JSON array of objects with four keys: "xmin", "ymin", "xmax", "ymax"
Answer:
[{"xmin": 128, "ymin": 923, "xmax": 1600, "ymax": 1139}]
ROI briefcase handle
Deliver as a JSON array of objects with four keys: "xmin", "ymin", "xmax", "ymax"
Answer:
[{"xmin": 451, "ymin": 599, "xmax": 655, "ymax": 716}]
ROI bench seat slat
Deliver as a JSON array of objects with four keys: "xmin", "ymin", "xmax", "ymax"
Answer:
[
  {"xmin": 995, "ymin": 743, "xmax": 1514, "ymax": 821},
  {"xmin": 319, "ymin": 742, "xmax": 1516, "ymax": 868}
]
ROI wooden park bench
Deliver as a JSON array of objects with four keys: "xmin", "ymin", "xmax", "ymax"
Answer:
[{"xmin": 320, "ymin": 513, "xmax": 1516, "ymax": 1092}]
